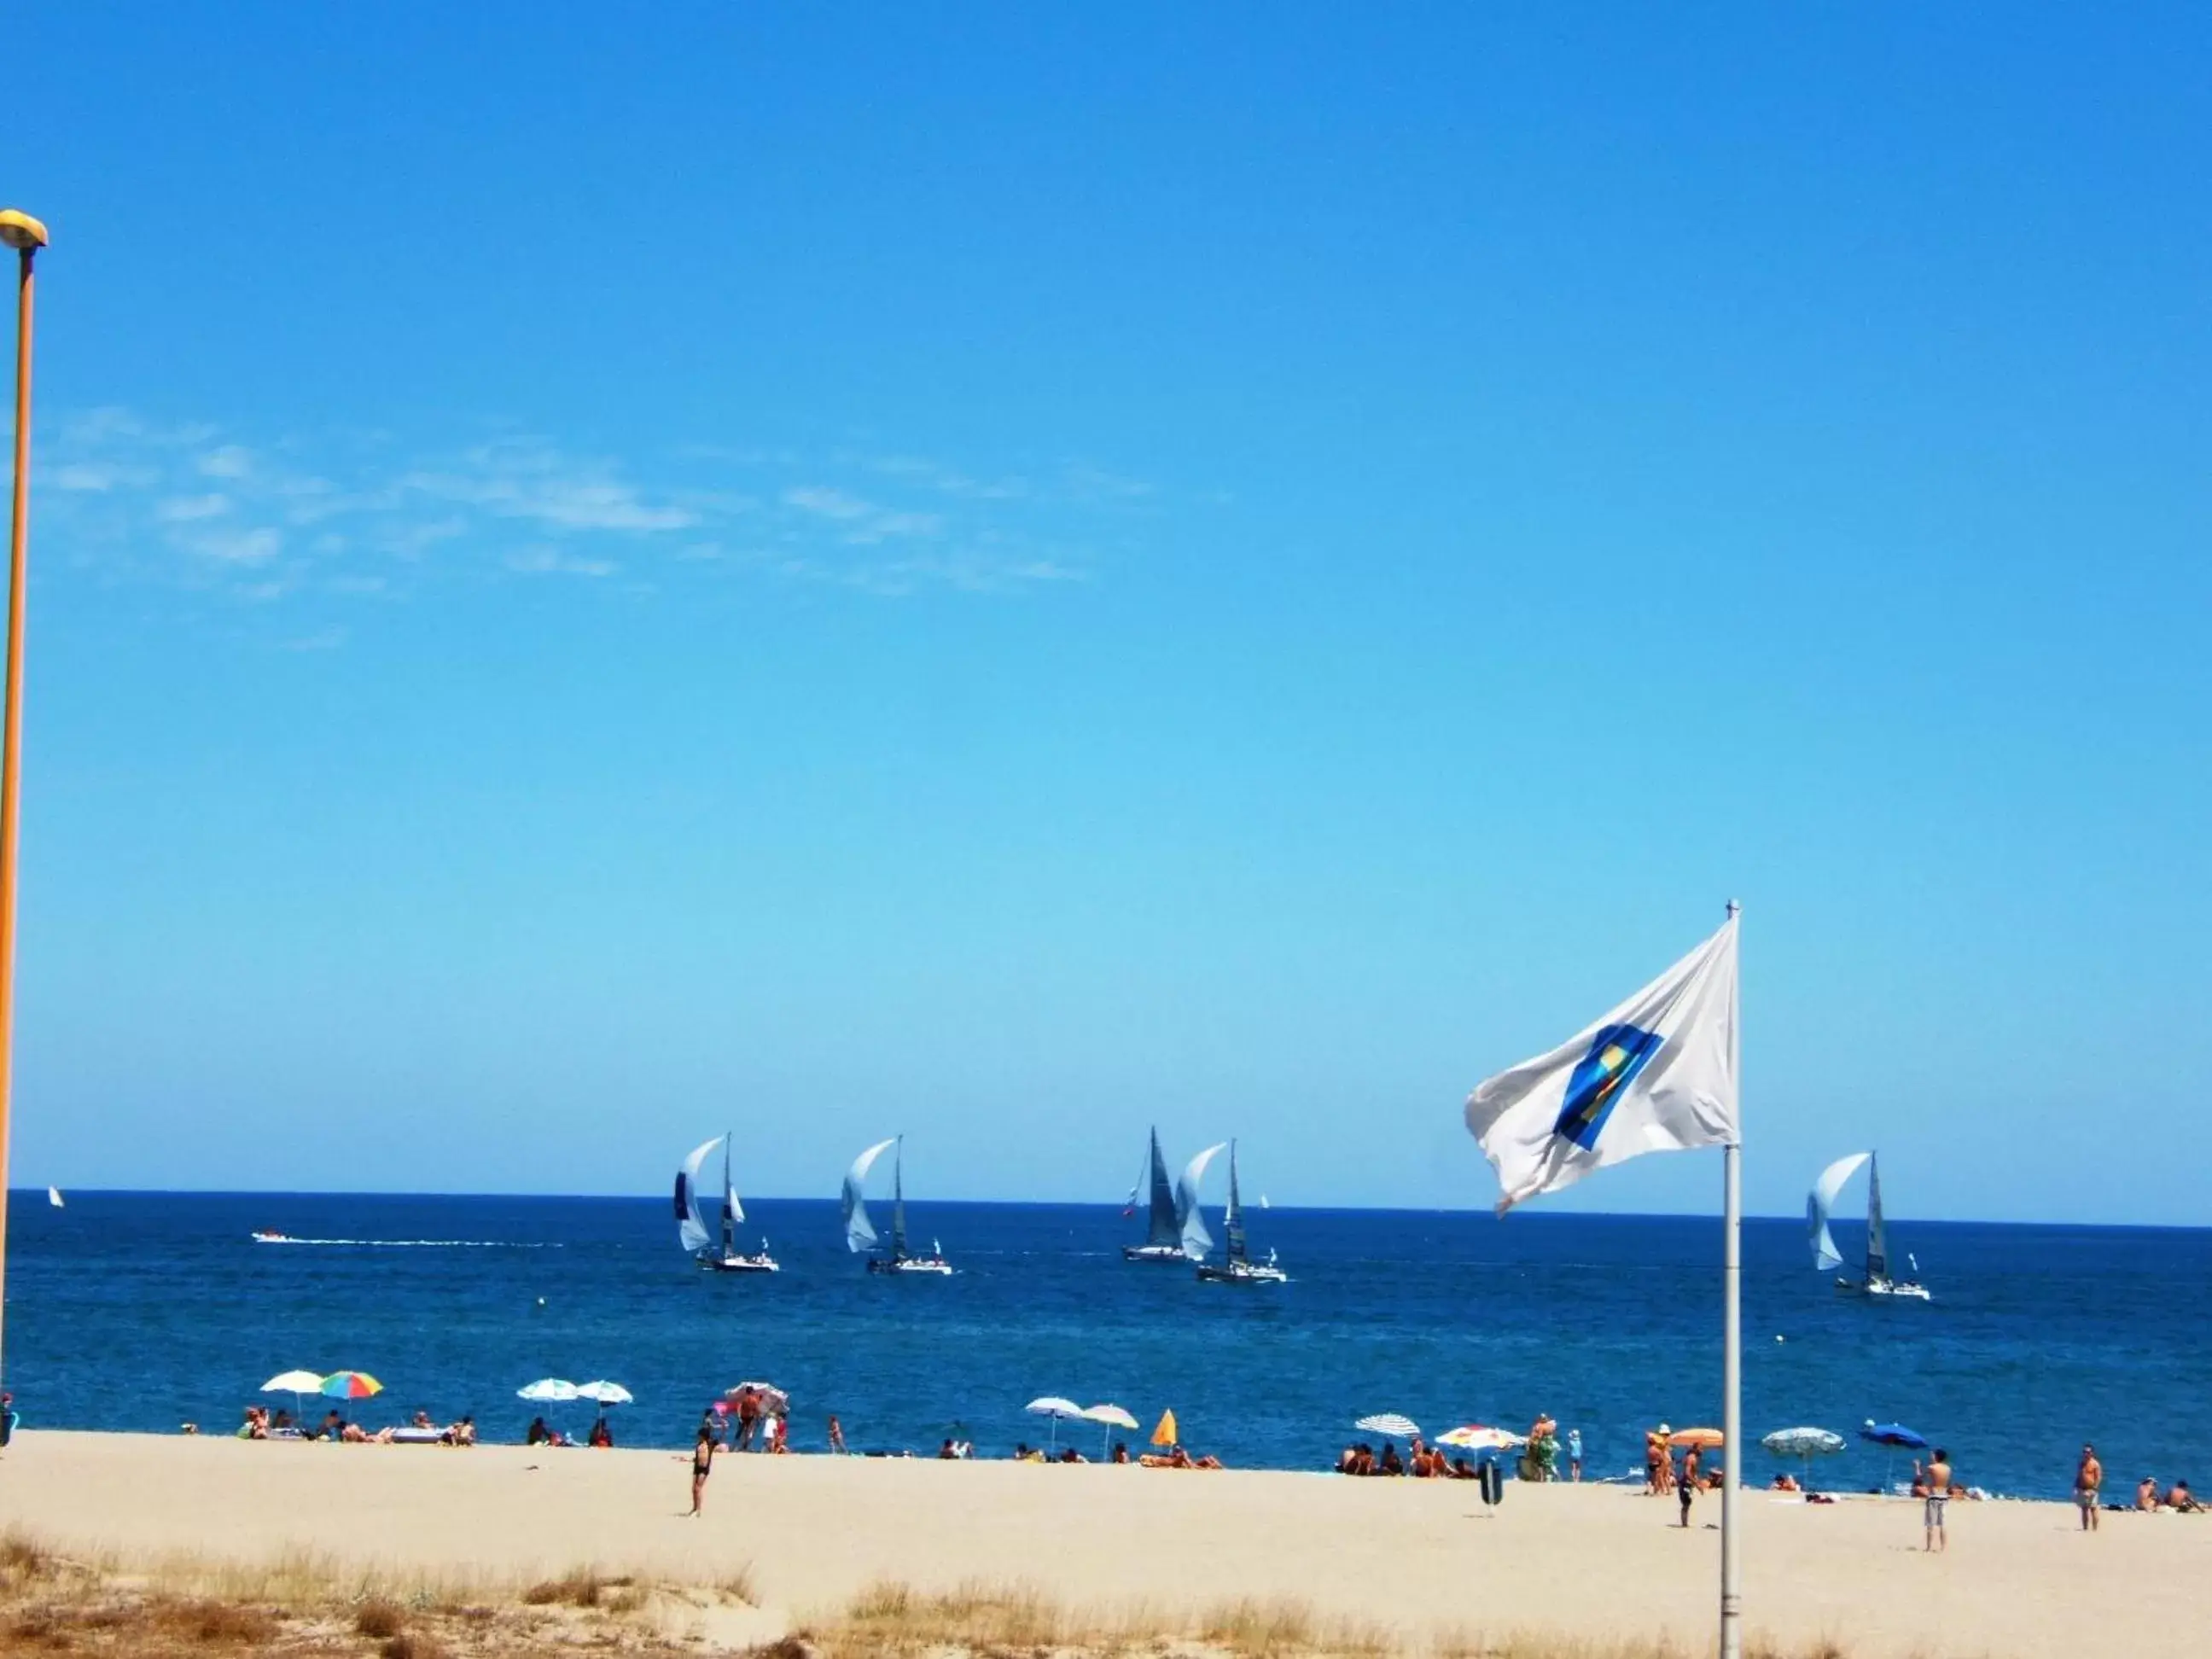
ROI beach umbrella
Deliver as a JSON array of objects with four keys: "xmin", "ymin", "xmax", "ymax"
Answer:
[
  {"xmin": 1436, "ymin": 1424, "xmax": 1525, "ymax": 1453},
  {"xmin": 1083, "ymin": 1402, "xmax": 1138, "ymax": 1458},
  {"xmin": 1761, "ymin": 1427, "xmax": 1846, "ymax": 1489},
  {"xmin": 517, "ymin": 1378, "xmax": 579, "ymax": 1403},
  {"xmin": 1860, "ymin": 1422, "xmax": 1928, "ymax": 1448},
  {"xmin": 1355, "ymin": 1412, "xmax": 1421, "ymax": 1441},
  {"xmin": 573, "ymin": 1381, "xmax": 632, "ymax": 1406},
  {"xmin": 1025, "ymin": 1395, "xmax": 1086, "ymax": 1452},
  {"xmin": 1669, "ymin": 1427, "xmax": 1725, "ymax": 1450},
  {"xmin": 261, "ymin": 1370, "xmax": 325, "ymax": 1427},
  {"xmin": 724, "ymin": 1382, "xmax": 789, "ymax": 1413},
  {"xmin": 1150, "ymin": 1408, "xmax": 1179, "ymax": 1448},
  {"xmin": 320, "ymin": 1371, "xmax": 383, "ymax": 1400},
  {"xmin": 1861, "ymin": 1420, "xmax": 1929, "ymax": 1490}
]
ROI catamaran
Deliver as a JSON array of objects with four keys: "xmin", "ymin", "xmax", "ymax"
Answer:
[
  {"xmin": 1808, "ymin": 1150, "xmax": 1929, "ymax": 1301},
  {"xmin": 1123, "ymin": 1126, "xmax": 1188, "ymax": 1262},
  {"xmin": 1190, "ymin": 1139, "xmax": 1287, "ymax": 1286},
  {"xmin": 675, "ymin": 1133, "xmax": 779, "ymax": 1273},
  {"xmin": 844, "ymin": 1136, "xmax": 952, "ymax": 1275}
]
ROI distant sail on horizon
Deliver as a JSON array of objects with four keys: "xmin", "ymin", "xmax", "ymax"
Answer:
[
  {"xmin": 46, "ymin": 1186, "xmax": 62, "ymax": 1209},
  {"xmin": 1807, "ymin": 1152, "xmax": 1871, "ymax": 1273},
  {"xmin": 842, "ymin": 1138, "xmax": 898, "ymax": 1254},
  {"xmin": 1177, "ymin": 1142, "xmax": 1229, "ymax": 1260}
]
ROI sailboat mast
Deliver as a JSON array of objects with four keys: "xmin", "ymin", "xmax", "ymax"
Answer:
[
  {"xmin": 720, "ymin": 1133, "xmax": 733, "ymax": 1256},
  {"xmin": 893, "ymin": 1135, "xmax": 908, "ymax": 1258},
  {"xmin": 1866, "ymin": 1152, "xmax": 1887, "ymax": 1282}
]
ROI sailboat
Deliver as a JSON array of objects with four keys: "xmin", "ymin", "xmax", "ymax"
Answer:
[
  {"xmin": 1122, "ymin": 1127, "xmax": 1187, "ymax": 1263},
  {"xmin": 1808, "ymin": 1150, "xmax": 1929, "ymax": 1301},
  {"xmin": 844, "ymin": 1136, "xmax": 952, "ymax": 1276},
  {"xmin": 45, "ymin": 1186, "xmax": 61, "ymax": 1208},
  {"xmin": 1192, "ymin": 1139, "xmax": 1288, "ymax": 1286},
  {"xmin": 674, "ymin": 1133, "xmax": 779, "ymax": 1273}
]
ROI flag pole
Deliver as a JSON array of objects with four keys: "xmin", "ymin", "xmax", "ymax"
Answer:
[{"xmin": 1720, "ymin": 899, "xmax": 1743, "ymax": 1659}]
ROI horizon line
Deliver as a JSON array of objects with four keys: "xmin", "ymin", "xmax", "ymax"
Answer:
[{"xmin": 15, "ymin": 1187, "xmax": 2204, "ymax": 1233}]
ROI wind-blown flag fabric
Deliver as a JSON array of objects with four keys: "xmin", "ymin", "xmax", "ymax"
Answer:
[{"xmin": 1465, "ymin": 915, "xmax": 1739, "ymax": 1212}]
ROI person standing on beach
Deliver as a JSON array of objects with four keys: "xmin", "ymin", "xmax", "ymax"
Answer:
[
  {"xmin": 1677, "ymin": 1448, "xmax": 1698, "ymax": 1527},
  {"xmin": 1568, "ymin": 1427, "xmax": 1583, "ymax": 1482},
  {"xmin": 1917, "ymin": 1448, "xmax": 1952, "ymax": 1552},
  {"xmin": 690, "ymin": 1426, "xmax": 716, "ymax": 1516},
  {"xmin": 828, "ymin": 1414, "xmax": 847, "ymax": 1455},
  {"xmin": 2075, "ymin": 1445, "xmax": 2102, "ymax": 1531}
]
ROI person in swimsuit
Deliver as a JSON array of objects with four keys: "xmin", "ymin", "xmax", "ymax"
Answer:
[
  {"xmin": 1678, "ymin": 1448, "xmax": 1699, "ymax": 1527},
  {"xmin": 827, "ymin": 1414, "xmax": 847, "ymax": 1455},
  {"xmin": 2075, "ymin": 1445, "xmax": 2102, "ymax": 1532},
  {"xmin": 1918, "ymin": 1449, "xmax": 1952, "ymax": 1551},
  {"xmin": 690, "ymin": 1427, "xmax": 715, "ymax": 1516}
]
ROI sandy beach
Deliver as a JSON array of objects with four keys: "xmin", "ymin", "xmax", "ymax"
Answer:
[{"xmin": 1, "ymin": 1432, "xmax": 2203, "ymax": 1656}]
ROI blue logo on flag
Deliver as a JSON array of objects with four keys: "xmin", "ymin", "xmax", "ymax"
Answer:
[{"xmin": 1553, "ymin": 1024, "xmax": 1664, "ymax": 1150}]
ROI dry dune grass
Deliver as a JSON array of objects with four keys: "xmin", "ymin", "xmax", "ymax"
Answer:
[
  {"xmin": 0, "ymin": 1531, "xmax": 1858, "ymax": 1659},
  {"xmin": 0, "ymin": 1527, "xmax": 745, "ymax": 1656},
  {"xmin": 816, "ymin": 1578, "xmax": 1857, "ymax": 1659}
]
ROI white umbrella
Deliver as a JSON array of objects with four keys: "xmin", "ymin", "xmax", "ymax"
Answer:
[
  {"xmin": 1436, "ymin": 1424, "xmax": 1525, "ymax": 1452},
  {"xmin": 1083, "ymin": 1402, "xmax": 1138, "ymax": 1458},
  {"xmin": 517, "ymin": 1378, "xmax": 579, "ymax": 1403},
  {"xmin": 1762, "ymin": 1426, "xmax": 1846, "ymax": 1488},
  {"xmin": 574, "ymin": 1381, "xmax": 633, "ymax": 1406},
  {"xmin": 261, "ymin": 1370, "xmax": 325, "ymax": 1428},
  {"xmin": 1026, "ymin": 1395, "xmax": 1086, "ymax": 1452},
  {"xmin": 1354, "ymin": 1412, "xmax": 1421, "ymax": 1440}
]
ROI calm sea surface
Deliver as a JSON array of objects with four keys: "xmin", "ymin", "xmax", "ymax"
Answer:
[{"xmin": 8, "ymin": 1193, "xmax": 2207, "ymax": 1501}]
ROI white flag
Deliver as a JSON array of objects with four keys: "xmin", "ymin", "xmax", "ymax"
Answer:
[{"xmin": 1465, "ymin": 913, "xmax": 1738, "ymax": 1212}]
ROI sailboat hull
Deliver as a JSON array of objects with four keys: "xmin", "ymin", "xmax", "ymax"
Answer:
[
  {"xmin": 1196, "ymin": 1259, "xmax": 1288, "ymax": 1285},
  {"xmin": 1121, "ymin": 1244, "xmax": 1190, "ymax": 1264},
  {"xmin": 703, "ymin": 1254, "xmax": 781, "ymax": 1273},
  {"xmin": 867, "ymin": 1254, "xmax": 952, "ymax": 1276},
  {"xmin": 1835, "ymin": 1277, "xmax": 1931, "ymax": 1301}
]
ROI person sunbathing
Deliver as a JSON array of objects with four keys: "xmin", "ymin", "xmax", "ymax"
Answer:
[
  {"xmin": 588, "ymin": 1417, "xmax": 613, "ymax": 1448},
  {"xmin": 1772, "ymin": 1473, "xmax": 1801, "ymax": 1492},
  {"xmin": 2167, "ymin": 1481, "xmax": 2199, "ymax": 1512},
  {"xmin": 1379, "ymin": 1442, "xmax": 1405, "ymax": 1476},
  {"xmin": 1111, "ymin": 1442, "xmax": 1130, "ymax": 1464},
  {"xmin": 2137, "ymin": 1476, "xmax": 2161, "ymax": 1511}
]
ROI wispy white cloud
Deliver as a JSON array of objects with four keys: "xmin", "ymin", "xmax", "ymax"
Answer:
[
  {"xmin": 506, "ymin": 546, "xmax": 619, "ymax": 578},
  {"xmin": 405, "ymin": 439, "xmax": 696, "ymax": 533},
  {"xmin": 156, "ymin": 492, "xmax": 232, "ymax": 523},
  {"xmin": 188, "ymin": 526, "xmax": 283, "ymax": 564},
  {"xmin": 37, "ymin": 412, "xmax": 1145, "ymax": 625}
]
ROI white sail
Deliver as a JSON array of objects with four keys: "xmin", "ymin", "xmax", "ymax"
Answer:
[
  {"xmin": 1807, "ymin": 1151, "xmax": 1871, "ymax": 1273},
  {"xmin": 1177, "ymin": 1141, "xmax": 1229, "ymax": 1260},
  {"xmin": 46, "ymin": 1186, "xmax": 62, "ymax": 1208},
  {"xmin": 676, "ymin": 1136, "xmax": 720, "ymax": 1255},
  {"xmin": 843, "ymin": 1137, "xmax": 898, "ymax": 1254},
  {"xmin": 725, "ymin": 1181, "xmax": 744, "ymax": 1226}
]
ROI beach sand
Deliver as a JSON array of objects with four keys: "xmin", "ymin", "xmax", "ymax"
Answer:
[{"xmin": 2, "ymin": 1432, "xmax": 2203, "ymax": 1656}]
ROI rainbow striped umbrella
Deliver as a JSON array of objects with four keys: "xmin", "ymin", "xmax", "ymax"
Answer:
[{"xmin": 319, "ymin": 1371, "xmax": 383, "ymax": 1400}]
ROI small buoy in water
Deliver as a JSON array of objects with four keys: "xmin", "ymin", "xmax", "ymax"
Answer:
[
  {"xmin": 1775, "ymin": 1335, "xmax": 1785, "ymax": 1342},
  {"xmin": 536, "ymin": 1296, "xmax": 546, "ymax": 1307}
]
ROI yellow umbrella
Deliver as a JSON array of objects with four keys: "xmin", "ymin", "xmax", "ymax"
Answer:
[{"xmin": 1150, "ymin": 1409, "xmax": 1178, "ymax": 1447}]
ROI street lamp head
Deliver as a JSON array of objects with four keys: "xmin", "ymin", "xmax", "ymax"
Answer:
[{"xmin": 0, "ymin": 212, "xmax": 49, "ymax": 253}]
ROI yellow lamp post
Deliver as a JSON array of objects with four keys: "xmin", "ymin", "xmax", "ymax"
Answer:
[{"xmin": 0, "ymin": 207, "xmax": 47, "ymax": 1390}]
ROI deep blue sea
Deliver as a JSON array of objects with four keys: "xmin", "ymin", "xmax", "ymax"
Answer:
[{"xmin": 7, "ymin": 1193, "xmax": 2208, "ymax": 1502}]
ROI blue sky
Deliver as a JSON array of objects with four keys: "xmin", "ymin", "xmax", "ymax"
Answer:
[{"xmin": 7, "ymin": 5, "xmax": 2207, "ymax": 1221}]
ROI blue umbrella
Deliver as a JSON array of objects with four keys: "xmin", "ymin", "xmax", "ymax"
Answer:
[
  {"xmin": 1861, "ymin": 1420, "xmax": 1929, "ymax": 1490},
  {"xmin": 1861, "ymin": 1421, "xmax": 1928, "ymax": 1448}
]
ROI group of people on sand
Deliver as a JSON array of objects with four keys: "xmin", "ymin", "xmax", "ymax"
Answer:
[
  {"xmin": 230, "ymin": 1405, "xmax": 478, "ymax": 1446},
  {"xmin": 1335, "ymin": 1436, "xmax": 1482, "ymax": 1479},
  {"xmin": 2070, "ymin": 1446, "xmax": 2199, "ymax": 1526},
  {"xmin": 524, "ymin": 1414, "xmax": 613, "ymax": 1449}
]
